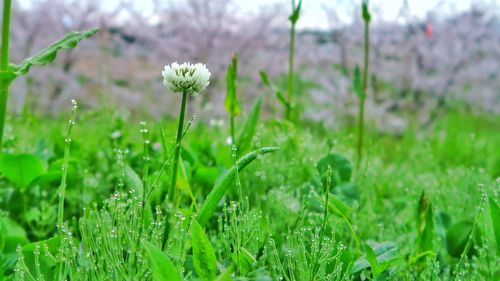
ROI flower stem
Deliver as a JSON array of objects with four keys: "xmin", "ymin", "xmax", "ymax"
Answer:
[
  {"xmin": 0, "ymin": 0, "xmax": 12, "ymax": 148},
  {"xmin": 169, "ymin": 91, "xmax": 188, "ymax": 204}
]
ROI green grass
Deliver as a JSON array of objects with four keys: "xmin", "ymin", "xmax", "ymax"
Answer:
[{"xmin": 0, "ymin": 106, "xmax": 498, "ymax": 280}]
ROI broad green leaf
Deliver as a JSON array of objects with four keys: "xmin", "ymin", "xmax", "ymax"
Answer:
[
  {"xmin": 125, "ymin": 165, "xmax": 144, "ymax": 197},
  {"xmin": 489, "ymin": 197, "xmax": 500, "ymax": 254},
  {"xmin": 317, "ymin": 153, "xmax": 352, "ymax": 189},
  {"xmin": 352, "ymin": 65, "xmax": 363, "ymax": 98},
  {"xmin": 236, "ymin": 96, "xmax": 262, "ymax": 152},
  {"xmin": 0, "ymin": 153, "xmax": 46, "ymax": 190},
  {"xmin": 10, "ymin": 28, "xmax": 99, "ymax": 76},
  {"xmin": 446, "ymin": 220, "xmax": 479, "ymax": 257},
  {"xmin": 352, "ymin": 241, "xmax": 399, "ymax": 274},
  {"xmin": 31, "ymin": 170, "xmax": 63, "ymax": 186},
  {"xmin": 224, "ymin": 54, "xmax": 241, "ymax": 116},
  {"xmin": 416, "ymin": 191, "xmax": 434, "ymax": 255},
  {"xmin": 191, "ymin": 220, "xmax": 217, "ymax": 280},
  {"xmin": 142, "ymin": 240, "xmax": 180, "ymax": 281},
  {"xmin": 0, "ymin": 217, "xmax": 29, "ymax": 253},
  {"xmin": 197, "ymin": 147, "xmax": 279, "ymax": 225}
]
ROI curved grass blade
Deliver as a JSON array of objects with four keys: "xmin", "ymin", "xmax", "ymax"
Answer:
[{"xmin": 197, "ymin": 147, "xmax": 279, "ymax": 225}]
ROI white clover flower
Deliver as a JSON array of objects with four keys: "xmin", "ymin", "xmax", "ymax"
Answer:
[{"xmin": 162, "ymin": 62, "xmax": 211, "ymax": 95}]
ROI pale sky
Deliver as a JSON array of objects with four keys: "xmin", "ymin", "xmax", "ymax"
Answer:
[{"xmin": 19, "ymin": 0, "xmax": 498, "ymax": 29}]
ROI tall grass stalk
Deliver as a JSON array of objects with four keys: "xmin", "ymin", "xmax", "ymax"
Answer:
[
  {"xmin": 55, "ymin": 99, "xmax": 77, "ymax": 279},
  {"xmin": 312, "ymin": 166, "xmax": 332, "ymax": 279},
  {"xmin": 356, "ymin": 0, "xmax": 371, "ymax": 167},
  {"xmin": 225, "ymin": 54, "xmax": 240, "ymax": 145},
  {"xmin": 286, "ymin": 0, "xmax": 301, "ymax": 121},
  {"xmin": 0, "ymin": 0, "xmax": 12, "ymax": 148},
  {"xmin": 56, "ymin": 100, "xmax": 77, "ymax": 232}
]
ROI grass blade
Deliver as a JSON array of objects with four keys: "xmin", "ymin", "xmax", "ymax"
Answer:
[{"xmin": 197, "ymin": 147, "xmax": 279, "ymax": 225}]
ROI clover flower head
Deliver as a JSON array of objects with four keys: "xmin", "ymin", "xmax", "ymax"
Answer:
[{"xmin": 162, "ymin": 62, "xmax": 211, "ymax": 95}]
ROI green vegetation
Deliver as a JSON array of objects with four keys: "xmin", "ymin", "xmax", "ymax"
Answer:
[{"xmin": 0, "ymin": 105, "xmax": 498, "ymax": 280}]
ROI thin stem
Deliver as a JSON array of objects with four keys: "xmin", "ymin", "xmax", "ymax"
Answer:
[
  {"xmin": 230, "ymin": 114, "xmax": 235, "ymax": 146},
  {"xmin": 356, "ymin": 7, "xmax": 370, "ymax": 168},
  {"xmin": 0, "ymin": 0, "xmax": 12, "ymax": 148},
  {"xmin": 286, "ymin": 19, "xmax": 296, "ymax": 121},
  {"xmin": 0, "ymin": 0, "xmax": 11, "ymax": 70},
  {"xmin": 356, "ymin": 96, "xmax": 365, "ymax": 167},
  {"xmin": 312, "ymin": 166, "xmax": 331, "ymax": 279},
  {"xmin": 57, "ymin": 102, "xmax": 77, "ymax": 232},
  {"xmin": 169, "ymin": 91, "xmax": 188, "ymax": 204},
  {"xmin": 55, "ymin": 100, "xmax": 77, "ymax": 279}
]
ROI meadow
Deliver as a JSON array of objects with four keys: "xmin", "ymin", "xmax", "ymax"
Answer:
[{"xmin": 0, "ymin": 0, "xmax": 499, "ymax": 280}]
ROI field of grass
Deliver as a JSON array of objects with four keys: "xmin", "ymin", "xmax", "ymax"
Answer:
[{"xmin": 0, "ymin": 105, "xmax": 499, "ymax": 280}]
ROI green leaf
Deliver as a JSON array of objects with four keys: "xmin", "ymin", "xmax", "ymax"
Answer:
[
  {"xmin": 125, "ymin": 165, "xmax": 144, "ymax": 197},
  {"xmin": 0, "ymin": 153, "xmax": 46, "ymax": 190},
  {"xmin": 489, "ymin": 197, "xmax": 500, "ymax": 254},
  {"xmin": 317, "ymin": 153, "xmax": 352, "ymax": 188},
  {"xmin": 416, "ymin": 191, "xmax": 434, "ymax": 255},
  {"xmin": 352, "ymin": 65, "xmax": 363, "ymax": 98},
  {"xmin": 435, "ymin": 211, "xmax": 451, "ymax": 244},
  {"xmin": 236, "ymin": 96, "xmax": 262, "ymax": 152},
  {"xmin": 191, "ymin": 220, "xmax": 217, "ymax": 280},
  {"xmin": 288, "ymin": 0, "xmax": 303, "ymax": 24},
  {"xmin": 215, "ymin": 263, "xmax": 235, "ymax": 281},
  {"xmin": 364, "ymin": 243, "xmax": 380, "ymax": 275},
  {"xmin": 197, "ymin": 147, "xmax": 279, "ymax": 225},
  {"xmin": 362, "ymin": 0, "xmax": 371, "ymax": 23},
  {"xmin": 260, "ymin": 70, "xmax": 290, "ymax": 109},
  {"xmin": 352, "ymin": 241, "xmax": 399, "ymax": 275},
  {"xmin": 224, "ymin": 54, "xmax": 241, "ymax": 116},
  {"xmin": 10, "ymin": 28, "xmax": 99, "ymax": 76},
  {"xmin": 328, "ymin": 194, "xmax": 352, "ymax": 218},
  {"xmin": 142, "ymin": 240, "xmax": 180, "ymax": 281},
  {"xmin": 231, "ymin": 247, "xmax": 257, "ymax": 275},
  {"xmin": 446, "ymin": 220, "xmax": 478, "ymax": 257},
  {"xmin": 0, "ymin": 217, "xmax": 29, "ymax": 253}
]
